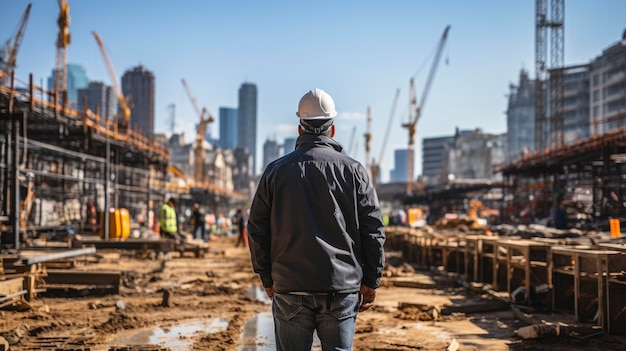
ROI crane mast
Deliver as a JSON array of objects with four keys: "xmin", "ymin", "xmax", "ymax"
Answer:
[
  {"xmin": 403, "ymin": 25, "xmax": 450, "ymax": 194},
  {"xmin": 55, "ymin": 0, "xmax": 70, "ymax": 103},
  {"xmin": 1, "ymin": 3, "xmax": 31, "ymax": 86},
  {"xmin": 181, "ymin": 79, "xmax": 214, "ymax": 184}
]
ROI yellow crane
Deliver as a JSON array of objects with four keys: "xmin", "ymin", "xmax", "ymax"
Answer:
[
  {"xmin": 55, "ymin": 0, "xmax": 70, "ymax": 102},
  {"xmin": 92, "ymin": 31, "xmax": 131, "ymax": 134},
  {"xmin": 181, "ymin": 79, "xmax": 214, "ymax": 184},
  {"xmin": 402, "ymin": 25, "xmax": 450, "ymax": 194},
  {"xmin": 1, "ymin": 3, "xmax": 31, "ymax": 86},
  {"xmin": 371, "ymin": 88, "xmax": 400, "ymax": 188}
]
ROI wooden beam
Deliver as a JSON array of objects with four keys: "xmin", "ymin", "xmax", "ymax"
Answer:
[{"xmin": 44, "ymin": 270, "xmax": 121, "ymax": 294}]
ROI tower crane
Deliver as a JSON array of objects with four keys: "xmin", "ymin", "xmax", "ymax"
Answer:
[
  {"xmin": 347, "ymin": 126, "xmax": 357, "ymax": 157},
  {"xmin": 364, "ymin": 106, "xmax": 372, "ymax": 179},
  {"xmin": 55, "ymin": 0, "xmax": 70, "ymax": 102},
  {"xmin": 92, "ymin": 31, "xmax": 131, "ymax": 133},
  {"xmin": 0, "ymin": 3, "xmax": 31, "ymax": 86},
  {"xmin": 402, "ymin": 25, "xmax": 450, "ymax": 194},
  {"xmin": 181, "ymin": 79, "xmax": 214, "ymax": 184},
  {"xmin": 371, "ymin": 88, "xmax": 400, "ymax": 188}
]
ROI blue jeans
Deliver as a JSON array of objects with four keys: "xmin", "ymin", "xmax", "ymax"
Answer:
[{"xmin": 272, "ymin": 292, "xmax": 359, "ymax": 351}]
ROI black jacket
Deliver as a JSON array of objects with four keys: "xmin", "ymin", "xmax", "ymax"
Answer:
[{"xmin": 247, "ymin": 133, "xmax": 385, "ymax": 293}]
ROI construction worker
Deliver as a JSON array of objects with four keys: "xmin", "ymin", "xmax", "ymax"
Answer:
[
  {"xmin": 159, "ymin": 197, "xmax": 179, "ymax": 241},
  {"xmin": 234, "ymin": 208, "xmax": 247, "ymax": 247},
  {"xmin": 247, "ymin": 88, "xmax": 386, "ymax": 350},
  {"xmin": 190, "ymin": 203, "xmax": 206, "ymax": 241}
]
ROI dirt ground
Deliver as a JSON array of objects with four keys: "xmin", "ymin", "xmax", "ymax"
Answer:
[{"xmin": 2, "ymin": 235, "xmax": 626, "ymax": 351}]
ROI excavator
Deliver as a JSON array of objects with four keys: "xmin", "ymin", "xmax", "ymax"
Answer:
[
  {"xmin": 92, "ymin": 31, "xmax": 131, "ymax": 134},
  {"xmin": 181, "ymin": 79, "xmax": 214, "ymax": 184}
]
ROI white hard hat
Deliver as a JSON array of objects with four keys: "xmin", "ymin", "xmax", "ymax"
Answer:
[{"xmin": 296, "ymin": 88, "xmax": 338, "ymax": 120}]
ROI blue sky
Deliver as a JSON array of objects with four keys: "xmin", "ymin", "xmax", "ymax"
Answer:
[{"xmin": 2, "ymin": 0, "xmax": 625, "ymax": 180}]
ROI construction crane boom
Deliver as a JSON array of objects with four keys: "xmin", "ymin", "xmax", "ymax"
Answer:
[
  {"xmin": 92, "ymin": 31, "xmax": 130, "ymax": 132},
  {"xmin": 347, "ymin": 126, "xmax": 357, "ymax": 157},
  {"xmin": 377, "ymin": 88, "xmax": 400, "ymax": 168},
  {"xmin": 371, "ymin": 88, "xmax": 400, "ymax": 188},
  {"xmin": 1, "ymin": 3, "xmax": 31, "ymax": 85},
  {"xmin": 181, "ymin": 79, "xmax": 214, "ymax": 184},
  {"xmin": 55, "ymin": 0, "xmax": 70, "ymax": 101},
  {"xmin": 364, "ymin": 106, "xmax": 372, "ymax": 178},
  {"xmin": 403, "ymin": 25, "xmax": 450, "ymax": 194},
  {"xmin": 181, "ymin": 79, "xmax": 204, "ymax": 119}
]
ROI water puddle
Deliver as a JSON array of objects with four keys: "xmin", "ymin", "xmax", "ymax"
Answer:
[
  {"xmin": 111, "ymin": 318, "xmax": 228, "ymax": 349},
  {"xmin": 110, "ymin": 286, "xmax": 323, "ymax": 350},
  {"xmin": 239, "ymin": 311, "xmax": 321, "ymax": 350},
  {"xmin": 246, "ymin": 285, "xmax": 271, "ymax": 303}
]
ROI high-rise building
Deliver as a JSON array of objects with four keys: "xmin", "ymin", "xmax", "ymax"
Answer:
[
  {"xmin": 589, "ymin": 33, "xmax": 626, "ymax": 136},
  {"xmin": 77, "ymin": 81, "xmax": 117, "ymax": 121},
  {"xmin": 283, "ymin": 137, "xmax": 297, "ymax": 156},
  {"xmin": 237, "ymin": 82, "xmax": 258, "ymax": 175},
  {"xmin": 445, "ymin": 128, "xmax": 505, "ymax": 181},
  {"xmin": 47, "ymin": 63, "xmax": 89, "ymax": 107},
  {"xmin": 262, "ymin": 138, "xmax": 281, "ymax": 171},
  {"xmin": 389, "ymin": 149, "xmax": 409, "ymax": 183},
  {"xmin": 219, "ymin": 107, "xmax": 238, "ymax": 150},
  {"xmin": 506, "ymin": 69, "xmax": 535, "ymax": 162},
  {"xmin": 422, "ymin": 135, "xmax": 454, "ymax": 185},
  {"xmin": 233, "ymin": 147, "xmax": 253, "ymax": 195},
  {"xmin": 561, "ymin": 65, "xmax": 591, "ymax": 143},
  {"xmin": 121, "ymin": 65, "xmax": 155, "ymax": 138}
]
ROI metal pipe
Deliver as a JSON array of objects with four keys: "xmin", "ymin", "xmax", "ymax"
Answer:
[
  {"xmin": 15, "ymin": 168, "xmax": 105, "ymax": 184},
  {"xmin": 21, "ymin": 247, "xmax": 96, "ymax": 264},
  {"xmin": 11, "ymin": 113, "xmax": 21, "ymax": 250},
  {"xmin": 104, "ymin": 134, "xmax": 110, "ymax": 240}
]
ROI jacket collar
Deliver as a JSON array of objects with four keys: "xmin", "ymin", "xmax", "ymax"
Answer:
[{"xmin": 295, "ymin": 134, "xmax": 343, "ymax": 153}]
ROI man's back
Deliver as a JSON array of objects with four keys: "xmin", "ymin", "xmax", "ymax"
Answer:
[{"xmin": 249, "ymin": 133, "xmax": 384, "ymax": 293}]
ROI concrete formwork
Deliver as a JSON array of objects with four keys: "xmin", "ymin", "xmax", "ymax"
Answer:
[{"xmin": 385, "ymin": 226, "xmax": 626, "ymax": 335}]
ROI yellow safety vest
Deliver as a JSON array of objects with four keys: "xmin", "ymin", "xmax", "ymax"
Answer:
[{"xmin": 160, "ymin": 203, "xmax": 177, "ymax": 233}]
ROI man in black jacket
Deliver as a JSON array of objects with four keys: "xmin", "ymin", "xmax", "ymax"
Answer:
[{"xmin": 247, "ymin": 88, "xmax": 385, "ymax": 351}]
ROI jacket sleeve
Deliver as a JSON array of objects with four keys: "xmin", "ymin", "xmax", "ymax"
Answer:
[
  {"xmin": 356, "ymin": 165, "xmax": 386, "ymax": 289},
  {"xmin": 247, "ymin": 173, "xmax": 274, "ymax": 288}
]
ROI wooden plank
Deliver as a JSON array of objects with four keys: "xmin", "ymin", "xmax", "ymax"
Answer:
[
  {"xmin": 441, "ymin": 299, "xmax": 510, "ymax": 315},
  {"xmin": 44, "ymin": 270, "xmax": 121, "ymax": 294},
  {"xmin": 0, "ymin": 278, "xmax": 24, "ymax": 297},
  {"xmin": 72, "ymin": 238, "xmax": 175, "ymax": 253}
]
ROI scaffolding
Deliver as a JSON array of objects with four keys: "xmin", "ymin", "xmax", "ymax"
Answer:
[{"xmin": 0, "ymin": 73, "xmax": 168, "ymax": 248}]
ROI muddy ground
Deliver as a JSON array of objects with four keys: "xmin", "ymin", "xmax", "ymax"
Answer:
[{"xmin": 2, "ymin": 235, "xmax": 626, "ymax": 351}]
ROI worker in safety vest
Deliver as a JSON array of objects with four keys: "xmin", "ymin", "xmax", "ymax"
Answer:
[{"xmin": 160, "ymin": 197, "xmax": 179, "ymax": 239}]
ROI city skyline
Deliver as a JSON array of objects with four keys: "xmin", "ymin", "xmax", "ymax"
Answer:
[{"xmin": 2, "ymin": 0, "xmax": 625, "ymax": 180}]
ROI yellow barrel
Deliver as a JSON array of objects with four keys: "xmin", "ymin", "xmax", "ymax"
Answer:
[
  {"xmin": 119, "ymin": 208, "xmax": 131, "ymax": 239},
  {"xmin": 99, "ymin": 208, "xmax": 131, "ymax": 239}
]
